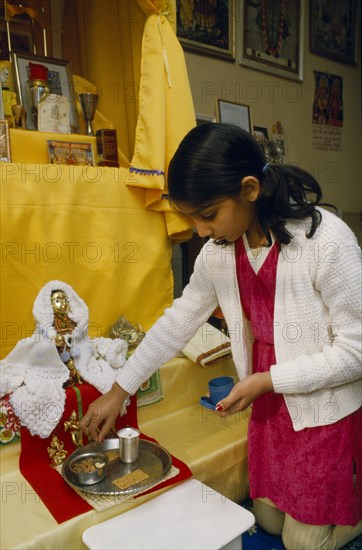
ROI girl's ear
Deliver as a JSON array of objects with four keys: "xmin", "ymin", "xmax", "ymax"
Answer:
[{"xmin": 240, "ymin": 176, "xmax": 260, "ymax": 203}]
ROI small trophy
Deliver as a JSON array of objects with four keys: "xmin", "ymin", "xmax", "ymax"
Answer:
[{"xmin": 79, "ymin": 93, "xmax": 98, "ymax": 136}]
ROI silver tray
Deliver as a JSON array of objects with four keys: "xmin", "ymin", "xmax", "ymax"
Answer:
[{"xmin": 62, "ymin": 438, "xmax": 172, "ymax": 495}]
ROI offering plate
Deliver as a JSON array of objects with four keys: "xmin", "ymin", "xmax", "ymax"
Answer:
[{"xmin": 62, "ymin": 438, "xmax": 172, "ymax": 495}]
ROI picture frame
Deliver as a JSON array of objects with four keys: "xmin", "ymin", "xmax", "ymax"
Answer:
[
  {"xmin": 0, "ymin": 17, "xmax": 33, "ymax": 57},
  {"xmin": 309, "ymin": 0, "xmax": 358, "ymax": 66},
  {"xmin": 47, "ymin": 140, "xmax": 95, "ymax": 166},
  {"xmin": 253, "ymin": 126, "xmax": 269, "ymax": 159},
  {"xmin": 10, "ymin": 52, "xmax": 79, "ymax": 132},
  {"xmin": 0, "ymin": 120, "xmax": 11, "ymax": 162},
  {"xmin": 239, "ymin": 0, "xmax": 304, "ymax": 82},
  {"xmin": 253, "ymin": 125, "xmax": 269, "ymax": 141},
  {"xmin": 176, "ymin": 0, "xmax": 235, "ymax": 60},
  {"xmin": 196, "ymin": 113, "xmax": 215, "ymax": 126},
  {"xmin": 216, "ymin": 99, "xmax": 252, "ymax": 133},
  {"xmin": 269, "ymin": 133, "xmax": 289, "ymax": 163}
]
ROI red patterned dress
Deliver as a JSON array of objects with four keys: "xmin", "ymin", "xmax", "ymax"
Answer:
[{"xmin": 235, "ymin": 236, "xmax": 362, "ymax": 526}]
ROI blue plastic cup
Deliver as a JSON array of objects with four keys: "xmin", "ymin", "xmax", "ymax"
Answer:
[{"xmin": 208, "ymin": 376, "xmax": 234, "ymax": 405}]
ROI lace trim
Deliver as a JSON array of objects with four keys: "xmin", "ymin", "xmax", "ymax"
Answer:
[{"xmin": 129, "ymin": 166, "xmax": 165, "ymax": 176}]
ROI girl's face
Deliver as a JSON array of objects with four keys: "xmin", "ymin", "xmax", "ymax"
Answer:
[{"xmin": 175, "ymin": 195, "xmax": 257, "ymax": 244}]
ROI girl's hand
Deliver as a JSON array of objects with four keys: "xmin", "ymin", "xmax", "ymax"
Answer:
[
  {"xmin": 215, "ymin": 372, "xmax": 273, "ymax": 416},
  {"xmin": 79, "ymin": 383, "xmax": 129, "ymax": 443}
]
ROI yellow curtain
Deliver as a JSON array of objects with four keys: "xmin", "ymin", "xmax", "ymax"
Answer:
[
  {"xmin": 68, "ymin": 0, "xmax": 143, "ymax": 161},
  {"xmin": 66, "ymin": 0, "xmax": 194, "ymax": 240},
  {"xmin": 0, "ymin": 164, "xmax": 175, "ymax": 358}
]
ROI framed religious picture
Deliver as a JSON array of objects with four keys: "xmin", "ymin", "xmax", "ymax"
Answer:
[
  {"xmin": 47, "ymin": 140, "xmax": 94, "ymax": 166},
  {"xmin": 0, "ymin": 120, "xmax": 11, "ymax": 162},
  {"xmin": 176, "ymin": 0, "xmax": 235, "ymax": 60},
  {"xmin": 310, "ymin": 0, "xmax": 358, "ymax": 66},
  {"xmin": 11, "ymin": 52, "xmax": 79, "ymax": 132},
  {"xmin": 239, "ymin": 0, "xmax": 304, "ymax": 81},
  {"xmin": 216, "ymin": 99, "xmax": 252, "ymax": 133}
]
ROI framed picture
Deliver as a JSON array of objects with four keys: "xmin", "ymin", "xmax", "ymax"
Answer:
[
  {"xmin": 176, "ymin": 0, "xmax": 235, "ymax": 60},
  {"xmin": 239, "ymin": 0, "xmax": 304, "ymax": 82},
  {"xmin": 0, "ymin": 17, "xmax": 33, "ymax": 58},
  {"xmin": 11, "ymin": 52, "xmax": 79, "ymax": 132},
  {"xmin": 269, "ymin": 133, "xmax": 289, "ymax": 163},
  {"xmin": 196, "ymin": 113, "xmax": 215, "ymax": 126},
  {"xmin": 310, "ymin": 0, "xmax": 358, "ymax": 66},
  {"xmin": 216, "ymin": 99, "xmax": 252, "ymax": 133},
  {"xmin": 0, "ymin": 120, "xmax": 11, "ymax": 162},
  {"xmin": 47, "ymin": 140, "xmax": 95, "ymax": 166},
  {"xmin": 253, "ymin": 125, "xmax": 269, "ymax": 141}
]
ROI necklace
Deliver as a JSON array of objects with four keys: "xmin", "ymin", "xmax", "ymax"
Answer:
[
  {"xmin": 246, "ymin": 235, "xmax": 269, "ymax": 249},
  {"xmin": 261, "ymin": 0, "xmax": 285, "ymax": 57}
]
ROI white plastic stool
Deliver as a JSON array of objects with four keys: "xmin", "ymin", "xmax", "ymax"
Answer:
[{"xmin": 82, "ymin": 478, "xmax": 255, "ymax": 550}]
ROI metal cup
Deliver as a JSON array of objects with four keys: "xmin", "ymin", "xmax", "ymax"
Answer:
[
  {"xmin": 79, "ymin": 93, "xmax": 98, "ymax": 136},
  {"xmin": 117, "ymin": 427, "xmax": 140, "ymax": 463}
]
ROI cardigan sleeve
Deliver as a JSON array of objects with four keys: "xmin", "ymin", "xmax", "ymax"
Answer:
[
  {"xmin": 271, "ymin": 214, "xmax": 362, "ymax": 395},
  {"xmin": 116, "ymin": 247, "xmax": 219, "ymax": 394}
]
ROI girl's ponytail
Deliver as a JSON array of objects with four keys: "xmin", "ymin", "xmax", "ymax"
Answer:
[{"xmin": 256, "ymin": 164, "xmax": 323, "ymax": 244}]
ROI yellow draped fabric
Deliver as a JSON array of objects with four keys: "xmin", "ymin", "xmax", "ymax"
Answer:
[
  {"xmin": 66, "ymin": 0, "xmax": 195, "ymax": 240},
  {"xmin": 8, "ymin": 127, "xmax": 97, "ymax": 164},
  {"xmin": 131, "ymin": 10, "xmax": 196, "ymax": 239},
  {"xmin": 0, "ymin": 164, "xmax": 174, "ymax": 357}
]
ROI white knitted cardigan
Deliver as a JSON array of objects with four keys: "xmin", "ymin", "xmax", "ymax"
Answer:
[
  {"xmin": 0, "ymin": 280, "xmax": 128, "ymax": 438},
  {"xmin": 117, "ymin": 208, "xmax": 361, "ymax": 431}
]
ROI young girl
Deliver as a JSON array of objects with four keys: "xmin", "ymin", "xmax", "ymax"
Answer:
[{"xmin": 80, "ymin": 123, "xmax": 361, "ymax": 549}]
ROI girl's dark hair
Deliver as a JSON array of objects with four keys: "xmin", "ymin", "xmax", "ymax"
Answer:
[{"xmin": 168, "ymin": 123, "xmax": 323, "ymax": 244}]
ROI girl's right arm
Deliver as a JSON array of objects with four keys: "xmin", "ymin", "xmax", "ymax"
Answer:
[{"xmin": 80, "ymin": 244, "xmax": 220, "ymax": 440}]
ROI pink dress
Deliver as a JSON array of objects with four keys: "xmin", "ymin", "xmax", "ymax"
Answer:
[{"xmin": 235, "ymin": 237, "xmax": 362, "ymax": 526}]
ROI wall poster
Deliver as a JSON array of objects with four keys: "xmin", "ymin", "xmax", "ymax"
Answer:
[{"xmin": 312, "ymin": 71, "xmax": 343, "ymax": 151}]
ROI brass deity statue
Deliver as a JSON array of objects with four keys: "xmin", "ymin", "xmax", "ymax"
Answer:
[
  {"xmin": 64, "ymin": 410, "xmax": 83, "ymax": 447},
  {"xmin": 51, "ymin": 290, "xmax": 83, "ymax": 388},
  {"xmin": 47, "ymin": 435, "xmax": 68, "ymax": 467}
]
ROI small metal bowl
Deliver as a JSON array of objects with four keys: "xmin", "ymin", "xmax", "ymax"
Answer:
[{"xmin": 68, "ymin": 451, "xmax": 108, "ymax": 486}]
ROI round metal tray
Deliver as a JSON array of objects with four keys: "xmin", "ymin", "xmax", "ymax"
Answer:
[{"xmin": 62, "ymin": 438, "xmax": 172, "ymax": 495}]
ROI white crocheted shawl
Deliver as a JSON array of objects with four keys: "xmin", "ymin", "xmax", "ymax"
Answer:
[{"xmin": 0, "ymin": 280, "xmax": 128, "ymax": 438}]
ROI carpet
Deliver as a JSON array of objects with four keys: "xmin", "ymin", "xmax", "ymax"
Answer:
[{"xmin": 240, "ymin": 498, "xmax": 362, "ymax": 550}]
